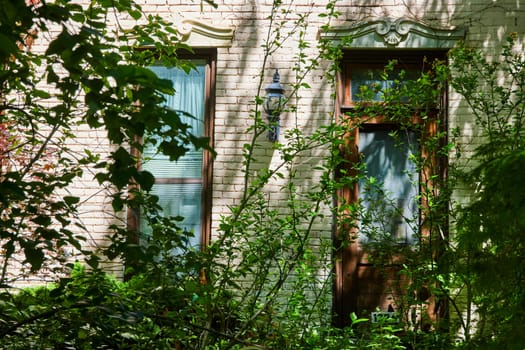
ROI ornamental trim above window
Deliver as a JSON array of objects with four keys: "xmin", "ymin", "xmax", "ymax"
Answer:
[
  {"xmin": 320, "ymin": 17, "xmax": 466, "ymax": 49},
  {"xmin": 175, "ymin": 19, "xmax": 235, "ymax": 48}
]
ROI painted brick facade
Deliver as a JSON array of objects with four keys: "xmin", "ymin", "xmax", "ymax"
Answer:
[{"xmin": 8, "ymin": 1, "xmax": 525, "ymax": 305}]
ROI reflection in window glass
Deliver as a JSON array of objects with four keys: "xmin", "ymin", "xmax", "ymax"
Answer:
[
  {"xmin": 358, "ymin": 129, "xmax": 419, "ymax": 244},
  {"xmin": 142, "ymin": 64, "xmax": 206, "ymax": 179},
  {"xmin": 350, "ymin": 68, "xmax": 418, "ymax": 102},
  {"xmin": 140, "ymin": 183, "xmax": 202, "ymax": 248}
]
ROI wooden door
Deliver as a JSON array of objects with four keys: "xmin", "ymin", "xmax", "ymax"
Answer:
[
  {"xmin": 335, "ymin": 125, "xmax": 420, "ymax": 326},
  {"xmin": 334, "ymin": 50, "xmax": 448, "ymax": 328}
]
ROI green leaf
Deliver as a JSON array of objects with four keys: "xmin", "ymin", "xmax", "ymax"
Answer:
[
  {"xmin": 71, "ymin": 13, "xmax": 86, "ymax": 23},
  {"xmin": 112, "ymin": 196, "xmax": 124, "ymax": 212},
  {"xmin": 136, "ymin": 170, "xmax": 155, "ymax": 191},
  {"xmin": 0, "ymin": 33, "xmax": 20, "ymax": 60},
  {"xmin": 64, "ymin": 196, "xmax": 80, "ymax": 206},
  {"xmin": 129, "ymin": 9, "xmax": 142, "ymax": 20},
  {"xmin": 31, "ymin": 215, "xmax": 52, "ymax": 226},
  {"xmin": 46, "ymin": 28, "xmax": 73, "ymax": 56},
  {"xmin": 24, "ymin": 245, "xmax": 44, "ymax": 272},
  {"xmin": 32, "ymin": 89, "xmax": 52, "ymax": 99},
  {"xmin": 0, "ymin": 180, "xmax": 25, "ymax": 201}
]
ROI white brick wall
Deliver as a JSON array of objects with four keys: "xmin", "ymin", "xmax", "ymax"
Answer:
[{"xmin": 8, "ymin": 0, "xmax": 525, "ymax": 286}]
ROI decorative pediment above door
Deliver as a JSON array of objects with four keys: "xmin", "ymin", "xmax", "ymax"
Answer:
[{"xmin": 320, "ymin": 17, "xmax": 466, "ymax": 49}]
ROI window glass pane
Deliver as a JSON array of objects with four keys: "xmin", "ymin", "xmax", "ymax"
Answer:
[
  {"xmin": 350, "ymin": 67, "xmax": 418, "ymax": 102},
  {"xmin": 139, "ymin": 61, "xmax": 207, "ymax": 249},
  {"xmin": 351, "ymin": 68, "xmax": 385, "ymax": 102},
  {"xmin": 141, "ymin": 183, "xmax": 202, "ymax": 248},
  {"xmin": 142, "ymin": 150, "xmax": 202, "ymax": 178},
  {"xmin": 142, "ymin": 63, "xmax": 206, "ymax": 179},
  {"xmin": 149, "ymin": 63, "xmax": 206, "ymax": 135},
  {"xmin": 358, "ymin": 129, "xmax": 419, "ymax": 244}
]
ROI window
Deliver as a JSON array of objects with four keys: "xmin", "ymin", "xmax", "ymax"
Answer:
[
  {"xmin": 128, "ymin": 53, "xmax": 215, "ymax": 250},
  {"xmin": 335, "ymin": 50, "xmax": 446, "ymax": 326},
  {"xmin": 347, "ymin": 65, "xmax": 420, "ymax": 104}
]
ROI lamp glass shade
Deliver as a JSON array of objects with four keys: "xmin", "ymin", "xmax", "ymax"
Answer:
[
  {"xmin": 264, "ymin": 69, "xmax": 285, "ymax": 116},
  {"xmin": 264, "ymin": 93, "xmax": 284, "ymax": 116},
  {"xmin": 263, "ymin": 69, "xmax": 285, "ymax": 142}
]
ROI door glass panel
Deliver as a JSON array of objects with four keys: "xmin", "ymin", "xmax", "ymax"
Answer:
[{"xmin": 358, "ymin": 129, "xmax": 419, "ymax": 245}]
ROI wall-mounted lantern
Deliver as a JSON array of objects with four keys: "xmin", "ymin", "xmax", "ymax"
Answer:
[{"xmin": 263, "ymin": 69, "xmax": 285, "ymax": 142}]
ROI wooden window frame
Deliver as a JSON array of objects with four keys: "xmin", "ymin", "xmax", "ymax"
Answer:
[
  {"xmin": 127, "ymin": 49, "xmax": 216, "ymax": 250},
  {"xmin": 334, "ymin": 49, "xmax": 448, "ymax": 327}
]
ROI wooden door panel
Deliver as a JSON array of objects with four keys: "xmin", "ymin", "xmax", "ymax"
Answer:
[{"xmin": 356, "ymin": 265, "xmax": 405, "ymax": 314}]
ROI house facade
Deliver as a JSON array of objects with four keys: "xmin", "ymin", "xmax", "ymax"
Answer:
[{"xmin": 12, "ymin": 0, "xmax": 525, "ymax": 327}]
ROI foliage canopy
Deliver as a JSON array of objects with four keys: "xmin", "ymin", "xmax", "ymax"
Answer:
[{"xmin": 1, "ymin": 0, "xmax": 525, "ymax": 349}]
